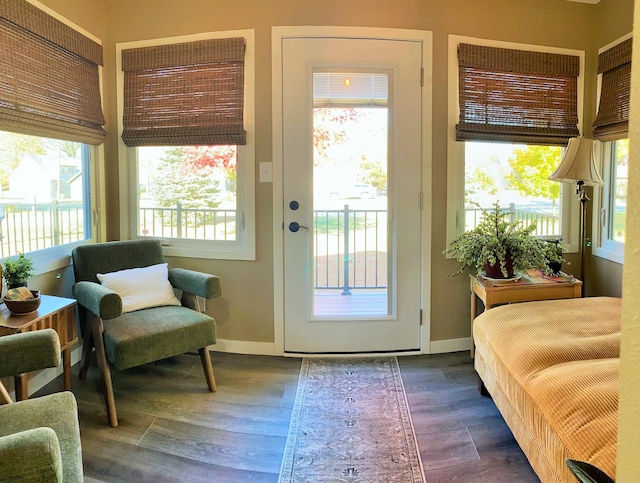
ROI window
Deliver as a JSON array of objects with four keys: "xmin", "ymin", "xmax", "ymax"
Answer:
[
  {"xmin": 593, "ymin": 139, "xmax": 628, "ymax": 263},
  {"xmin": 604, "ymin": 139, "xmax": 628, "ymax": 244},
  {"xmin": 464, "ymin": 142, "xmax": 563, "ymax": 237},
  {"xmin": 0, "ymin": 0, "xmax": 104, "ymax": 269},
  {"xmin": 592, "ymin": 35, "xmax": 631, "ymax": 264},
  {"xmin": 117, "ymin": 31, "xmax": 255, "ymax": 260},
  {"xmin": 137, "ymin": 145, "xmax": 239, "ymax": 241},
  {"xmin": 0, "ymin": 132, "xmax": 91, "ymax": 258},
  {"xmin": 447, "ymin": 36, "xmax": 585, "ymax": 253}
]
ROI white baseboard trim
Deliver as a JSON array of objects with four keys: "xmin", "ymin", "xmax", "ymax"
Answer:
[
  {"xmin": 429, "ymin": 337, "xmax": 471, "ymax": 354},
  {"xmin": 209, "ymin": 339, "xmax": 276, "ymax": 356}
]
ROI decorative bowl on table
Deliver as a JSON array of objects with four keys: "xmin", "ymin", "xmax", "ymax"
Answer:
[{"xmin": 3, "ymin": 288, "xmax": 41, "ymax": 314}]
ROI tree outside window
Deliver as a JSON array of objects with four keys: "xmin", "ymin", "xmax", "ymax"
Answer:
[{"xmin": 465, "ymin": 142, "xmax": 562, "ymax": 237}]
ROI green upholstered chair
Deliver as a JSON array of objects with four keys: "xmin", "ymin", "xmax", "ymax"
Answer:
[
  {"xmin": 72, "ymin": 239, "xmax": 221, "ymax": 427},
  {"xmin": 0, "ymin": 329, "xmax": 83, "ymax": 482}
]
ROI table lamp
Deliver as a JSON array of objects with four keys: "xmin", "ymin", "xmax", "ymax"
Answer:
[{"xmin": 549, "ymin": 137, "xmax": 604, "ymax": 294}]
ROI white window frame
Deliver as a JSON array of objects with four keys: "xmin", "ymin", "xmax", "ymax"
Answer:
[
  {"xmin": 446, "ymin": 35, "xmax": 585, "ymax": 254},
  {"xmin": 591, "ymin": 33, "xmax": 631, "ymax": 265},
  {"xmin": 4, "ymin": 0, "xmax": 105, "ymax": 277},
  {"xmin": 116, "ymin": 29, "xmax": 256, "ymax": 260},
  {"xmin": 592, "ymin": 139, "xmax": 626, "ymax": 264}
]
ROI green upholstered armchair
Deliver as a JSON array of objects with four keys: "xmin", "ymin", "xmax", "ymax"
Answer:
[
  {"xmin": 71, "ymin": 239, "xmax": 221, "ymax": 427},
  {"xmin": 0, "ymin": 329, "xmax": 83, "ymax": 482}
]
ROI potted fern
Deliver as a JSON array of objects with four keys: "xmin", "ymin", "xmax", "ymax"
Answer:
[{"xmin": 445, "ymin": 202, "xmax": 565, "ymax": 279}]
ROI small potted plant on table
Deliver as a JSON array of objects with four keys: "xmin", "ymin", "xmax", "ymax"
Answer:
[
  {"xmin": 445, "ymin": 202, "xmax": 565, "ymax": 279},
  {"xmin": 2, "ymin": 253, "xmax": 40, "ymax": 314},
  {"xmin": 3, "ymin": 253, "xmax": 34, "ymax": 289}
]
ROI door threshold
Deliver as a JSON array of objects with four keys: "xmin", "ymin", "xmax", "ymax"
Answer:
[{"xmin": 283, "ymin": 349, "xmax": 423, "ymax": 358}]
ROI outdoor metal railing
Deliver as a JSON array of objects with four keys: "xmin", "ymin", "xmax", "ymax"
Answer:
[
  {"xmin": 139, "ymin": 203, "xmax": 238, "ymax": 240},
  {"xmin": 465, "ymin": 202, "xmax": 560, "ymax": 237},
  {"xmin": 313, "ymin": 204, "xmax": 387, "ymax": 293},
  {"xmin": 0, "ymin": 201, "xmax": 85, "ymax": 257},
  {"xmin": 0, "ymin": 200, "xmax": 559, "ymax": 293}
]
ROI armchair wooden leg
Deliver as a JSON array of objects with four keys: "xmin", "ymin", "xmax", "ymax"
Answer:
[
  {"xmin": 14, "ymin": 374, "xmax": 27, "ymax": 401},
  {"xmin": 91, "ymin": 316, "xmax": 118, "ymax": 427},
  {"xmin": 0, "ymin": 381, "xmax": 12, "ymax": 404},
  {"xmin": 199, "ymin": 348, "xmax": 217, "ymax": 392},
  {"xmin": 79, "ymin": 330, "xmax": 95, "ymax": 380}
]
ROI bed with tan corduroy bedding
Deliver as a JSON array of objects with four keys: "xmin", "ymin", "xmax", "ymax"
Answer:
[{"xmin": 473, "ymin": 296, "xmax": 620, "ymax": 483}]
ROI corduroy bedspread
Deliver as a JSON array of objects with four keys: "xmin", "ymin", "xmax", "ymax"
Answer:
[{"xmin": 473, "ymin": 296, "xmax": 620, "ymax": 483}]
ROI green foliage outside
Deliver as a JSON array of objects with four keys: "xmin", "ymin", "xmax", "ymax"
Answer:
[
  {"xmin": 507, "ymin": 145, "xmax": 561, "ymax": 204},
  {"xmin": 314, "ymin": 211, "xmax": 379, "ymax": 236},
  {"xmin": 360, "ymin": 160, "xmax": 387, "ymax": 192},
  {"xmin": 151, "ymin": 147, "xmax": 222, "ymax": 210},
  {"xmin": 149, "ymin": 146, "xmax": 239, "ymax": 228}
]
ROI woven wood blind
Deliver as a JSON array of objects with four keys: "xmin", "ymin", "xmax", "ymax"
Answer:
[
  {"xmin": 121, "ymin": 37, "xmax": 246, "ymax": 147},
  {"xmin": 593, "ymin": 38, "xmax": 632, "ymax": 141},
  {"xmin": 0, "ymin": 0, "xmax": 106, "ymax": 145},
  {"xmin": 456, "ymin": 43, "xmax": 580, "ymax": 146}
]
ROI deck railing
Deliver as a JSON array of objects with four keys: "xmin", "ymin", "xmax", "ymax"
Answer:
[
  {"xmin": 314, "ymin": 202, "xmax": 560, "ymax": 294},
  {"xmin": 139, "ymin": 204, "xmax": 237, "ymax": 240},
  {"xmin": 465, "ymin": 203, "xmax": 560, "ymax": 237},
  {"xmin": 313, "ymin": 204, "xmax": 387, "ymax": 293},
  {"xmin": 0, "ymin": 201, "xmax": 559, "ymax": 291},
  {"xmin": 0, "ymin": 201, "xmax": 85, "ymax": 257}
]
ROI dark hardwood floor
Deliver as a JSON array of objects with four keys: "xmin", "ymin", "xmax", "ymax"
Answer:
[{"xmin": 35, "ymin": 351, "xmax": 539, "ymax": 482}]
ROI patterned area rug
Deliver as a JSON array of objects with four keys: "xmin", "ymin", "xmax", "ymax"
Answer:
[{"xmin": 279, "ymin": 357, "xmax": 426, "ymax": 483}]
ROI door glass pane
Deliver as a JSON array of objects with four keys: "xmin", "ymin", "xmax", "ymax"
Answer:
[{"xmin": 311, "ymin": 71, "xmax": 389, "ymax": 318}]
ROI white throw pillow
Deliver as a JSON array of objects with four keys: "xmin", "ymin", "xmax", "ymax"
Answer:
[{"xmin": 97, "ymin": 263, "xmax": 181, "ymax": 313}]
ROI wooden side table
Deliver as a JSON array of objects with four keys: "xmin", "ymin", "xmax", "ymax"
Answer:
[
  {"xmin": 470, "ymin": 270, "xmax": 582, "ymax": 358},
  {"xmin": 0, "ymin": 294, "xmax": 77, "ymax": 401}
]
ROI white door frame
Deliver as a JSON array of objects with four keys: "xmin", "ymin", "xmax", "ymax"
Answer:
[{"xmin": 271, "ymin": 26, "xmax": 433, "ymax": 356}]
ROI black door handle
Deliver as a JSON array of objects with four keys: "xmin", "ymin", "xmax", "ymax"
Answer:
[{"xmin": 289, "ymin": 222, "xmax": 309, "ymax": 232}]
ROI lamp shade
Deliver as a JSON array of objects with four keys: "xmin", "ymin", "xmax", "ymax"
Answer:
[{"xmin": 549, "ymin": 137, "xmax": 604, "ymax": 185}]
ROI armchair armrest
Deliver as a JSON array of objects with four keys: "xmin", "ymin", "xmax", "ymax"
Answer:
[
  {"xmin": 0, "ymin": 427, "xmax": 62, "ymax": 482},
  {"xmin": 73, "ymin": 281, "xmax": 122, "ymax": 320},
  {"xmin": 0, "ymin": 329, "xmax": 60, "ymax": 378},
  {"xmin": 169, "ymin": 268, "xmax": 222, "ymax": 299}
]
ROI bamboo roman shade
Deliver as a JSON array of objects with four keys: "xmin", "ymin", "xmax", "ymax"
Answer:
[
  {"xmin": 121, "ymin": 37, "xmax": 247, "ymax": 147},
  {"xmin": 456, "ymin": 43, "xmax": 580, "ymax": 146},
  {"xmin": 593, "ymin": 38, "xmax": 632, "ymax": 141},
  {"xmin": 0, "ymin": 0, "xmax": 106, "ymax": 145}
]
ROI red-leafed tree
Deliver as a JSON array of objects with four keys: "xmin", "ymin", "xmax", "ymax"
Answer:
[
  {"xmin": 151, "ymin": 146, "xmax": 238, "ymax": 212},
  {"xmin": 180, "ymin": 145, "xmax": 237, "ymax": 171},
  {"xmin": 313, "ymin": 108, "xmax": 364, "ymax": 167}
]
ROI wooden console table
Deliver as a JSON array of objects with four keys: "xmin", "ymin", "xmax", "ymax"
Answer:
[
  {"xmin": 0, "ymin": 295, "xmax": 77, "ymax": 401},
  {"xmin": 470, "ymin": 270, "xmax": 582, "ymax": 358}
]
